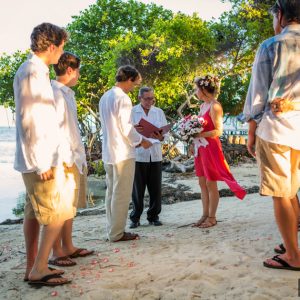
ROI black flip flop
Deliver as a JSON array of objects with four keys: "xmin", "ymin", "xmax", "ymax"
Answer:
[
  {"xmin": 24, "ymin": 267, "xmax": 65, "ymax": 281},
  {"xmin": 274, "ymin": 243, "xmax": 286, "ymax": 254},
  {"xmin": 263, "ymin": 255, "xmax": 300, "ymax": 271},
  {"xmin": 28, "ymin": 274, "xmax": 71, "ymax": 286}
]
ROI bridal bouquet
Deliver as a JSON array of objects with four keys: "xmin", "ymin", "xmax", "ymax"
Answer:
[{"xmin": 176, "ymin": 115, "xmax": 207, "ymax": 142}]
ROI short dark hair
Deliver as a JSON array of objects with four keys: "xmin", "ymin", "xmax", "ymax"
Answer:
[
  {"xmin": 30, "ymin": 23, "xmax": 68, "ymax": 52},
  {"xmin": 115, "ymin": 65, "xmax": 140, "ymax": 82},
  {"xmin": 271, "ymin": 0, "xmax": 300, "ymax": 23},
  {"xmin": 138, "ymin": 86, "xmax": 154, "ymax": 97},
  {"xmin": 270, "ymin": 2, "xmax": 280, "ymax": 15},
  {"xmin": 53, "ymin": 52, "xmax": 80, "ymax": 76}
]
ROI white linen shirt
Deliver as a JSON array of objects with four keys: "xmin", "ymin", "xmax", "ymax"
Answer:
[
  {"xmin": 99, "ymin": 86, "xmax": 142, "ymax": 164},
  {"xmin": 51, "ymin": 80, "xmax": 87, "ymax": 173},
  {"xmin": 132, "ymin": 104, "xmax": 168, "ymax": 162},
  {"xmin": 13, "ymin": 54, "xmax": 59, "ymax": 174}
]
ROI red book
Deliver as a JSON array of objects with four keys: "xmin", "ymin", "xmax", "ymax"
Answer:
[{"xmin": 138, "ymin": 118, "xmax": 172, "ymax": 138}]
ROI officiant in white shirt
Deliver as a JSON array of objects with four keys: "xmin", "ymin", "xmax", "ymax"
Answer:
[{"xmin": 130, "ymin": 87, "xmax": 168, "ymax": 228}]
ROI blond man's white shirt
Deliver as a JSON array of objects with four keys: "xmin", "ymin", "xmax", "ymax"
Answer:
[
  {"xmin": 51, "ymin": 80, "xmax": 87, "ymax": 174},
  {"xmin": 13, "ymin": 54, "xmax": 59, "ymax": 174}
]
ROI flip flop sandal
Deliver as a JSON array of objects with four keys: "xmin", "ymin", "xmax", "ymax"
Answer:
[
  {"xmin": 28, "ymin": 274, "xmax": 71, "ymax": 286},
  {"xmin": 263, "ymin": 255, "xmax": 300, "ymax": 271},
  {"xmin": 69, "ymin": 248, "xmax": 95, "ymax": 258},
  {"xmin": 274, "ymin": 243, "xmax": 286, "ymax": 254},
  {"xmin": 24, "ymin": 267, "xmax": 64, "ymax": 281},
  {"xmin": 48, "ymin": 256, "xmax": 77, "ymax": 267}
]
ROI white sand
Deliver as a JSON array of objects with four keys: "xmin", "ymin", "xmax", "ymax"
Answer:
[{"xmin": 0, "ymin": 163, "xmax": 299, "ymax": 300}]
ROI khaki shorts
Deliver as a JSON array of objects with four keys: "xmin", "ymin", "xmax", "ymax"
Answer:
[
  {"xmin": 22, "ymin": 164, "xmax": 83, "ymax": 225},
  {"xmin": 255, "ymin": 136, "xmax": 300, "ymax": 198}
]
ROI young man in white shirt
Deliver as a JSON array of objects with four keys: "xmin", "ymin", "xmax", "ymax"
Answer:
[
  {"xmin": 49, "ymin": 52, "xmax": 94, "ymax": 267},
  {"xmin": 14, "ymin": 23, "xmax": 70, "ymax": 286},
  {"xmin": 99, "ymin": 65, "xmax": 152, "ymax": 242},
  {"xmin": 130, "ymin": 87, "xmax": 168, "ymax": 228}
]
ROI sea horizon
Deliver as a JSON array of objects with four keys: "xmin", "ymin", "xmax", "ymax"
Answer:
[{"xmin": 0, "ymin": 126, "xmax": 25, "ymax": 222}]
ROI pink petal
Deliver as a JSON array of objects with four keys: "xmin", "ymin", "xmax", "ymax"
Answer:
[{"xmin": 51, "ymin": 291, "xmax": 58, "ymax": 296}]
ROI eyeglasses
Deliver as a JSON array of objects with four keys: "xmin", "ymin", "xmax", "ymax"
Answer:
[{"xmin": 141, "ymin": 97, "xmax": 155, "ymax": 101}]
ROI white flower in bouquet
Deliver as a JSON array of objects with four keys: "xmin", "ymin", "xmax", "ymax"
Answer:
[{"xmin": 175, "ymin": 114, "xmax": 207, "ymax": 142}]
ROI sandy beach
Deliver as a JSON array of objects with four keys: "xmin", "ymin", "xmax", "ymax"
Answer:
[{"xmin": 1, "ymin": 162, "xmax": 300, "ymax": 300}]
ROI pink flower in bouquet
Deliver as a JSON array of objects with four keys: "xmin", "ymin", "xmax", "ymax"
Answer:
[{"xmin": 176, "ymin": 115, "xmax": 207, "ymax": 142}]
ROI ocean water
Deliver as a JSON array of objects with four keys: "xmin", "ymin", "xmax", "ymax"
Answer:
[{"xmin": 0, "ymin": 126, "xmax": 25, "ymax": 222}]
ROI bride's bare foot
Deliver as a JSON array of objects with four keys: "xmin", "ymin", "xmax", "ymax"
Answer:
[
  {"xmin": 199, "ymin": 216, "xmax": 217, "ymax": 228},
  {"xmin": 192, "ymin": 215, "xmax": 208, "ymax": 227}
]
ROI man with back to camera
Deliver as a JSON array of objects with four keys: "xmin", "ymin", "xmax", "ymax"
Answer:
[{"xmin": 244, "ymin": 0, "xmax": 300, "ymax": 270}]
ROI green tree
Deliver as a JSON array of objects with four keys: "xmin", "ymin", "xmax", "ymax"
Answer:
[
  {"xmin": 214, "ymin": 0, "xmax": 274, "ymax": 113},
  {"xmin": 101, "ymin": 13, "xmax": 215, "ymax": 117},
  {"xmin": 66, "ymin": 0, "xmax": 173, "ymax": 116},
  {"xmin": 0, "ymin": 51, "xmax": 28, "ymax": 110}
]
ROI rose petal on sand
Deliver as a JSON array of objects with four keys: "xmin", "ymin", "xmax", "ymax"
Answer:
[
  {"xmin": 51, "ymin": 291, "xmax": 58, "ymax": 296},
  {"xmin": 113, "ymin": 248, "xmax": 120, "ymax": 253},
  {"xmin": 108, "ymin": 268, "xmax": 114, "ymax": 272}
]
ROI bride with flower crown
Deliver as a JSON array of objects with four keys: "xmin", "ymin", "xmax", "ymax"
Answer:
[{"xmin": 190, "ymin": 75, "xmax": 246, "ymax": 228}]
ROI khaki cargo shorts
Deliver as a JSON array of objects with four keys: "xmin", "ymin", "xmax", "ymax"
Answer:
[
  {"xmin": 22, "ymin": 164, "xmax": 84, "ymax": 225},
  {"xmin": 255, "ymin": 136, "xmax": 300, "ymax": 198}
]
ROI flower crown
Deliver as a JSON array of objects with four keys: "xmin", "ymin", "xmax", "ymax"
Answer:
[{"xmin": 195, "ymin": 75, "xmax": 219, "ymax": 89}]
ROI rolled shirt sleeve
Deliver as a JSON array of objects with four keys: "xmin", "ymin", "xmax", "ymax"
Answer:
[{"xmin": 243, "ymin": 43, "xmax": 272, "ymax": 123}]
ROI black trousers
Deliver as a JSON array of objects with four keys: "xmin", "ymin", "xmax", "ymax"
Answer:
[{"xmin": 130, "ymin": 161, "xmax": 162, "ymax": 223}]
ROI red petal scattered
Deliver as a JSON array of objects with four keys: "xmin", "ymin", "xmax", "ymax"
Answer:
[
  {"xmin": 51, "ymin": 291, "xmax": 58, "ymax": 296},
  {"xmin": 113, "ymin": 248, "xmax": 120, "ymax": 253}
]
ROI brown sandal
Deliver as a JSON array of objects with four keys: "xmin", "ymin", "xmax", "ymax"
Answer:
[
  {"xmin": 114, "ymin": 232, "xmax": 139, "ymax": 242},
  {"xmin": 191, "ymin": 215, "xmax": 208, "ymax": 227},
  {"xmin": 69, "ymin": 248, "xmax": 95, "ymax": 258},
  {"xmin": 199, "ymin": 216, "xmax": 217, "ymax": 228},
  {"xmin": 48, "ymin": 256, "xmax": 77, "ymax": 267}
]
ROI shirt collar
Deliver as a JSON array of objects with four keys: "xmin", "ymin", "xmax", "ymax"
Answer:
[
  {"xmin": 281, "ymin": 24, "xmax": 300, "ymax": 34},
  {"xmin": 51, "ymin": 80, "xmax": 75, "ymax": 97},
  {"xmin": 136, "ymin": 103, "xmax": 154, "ymax": 114},
  {"xmin": 29, "ymin": 53, "xmax": 49, "ymax": 74}
]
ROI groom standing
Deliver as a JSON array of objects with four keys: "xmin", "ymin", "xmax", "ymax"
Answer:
[{"xmin": 99, "ymin": 65, "xmax": 152, "ymax": 242}]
